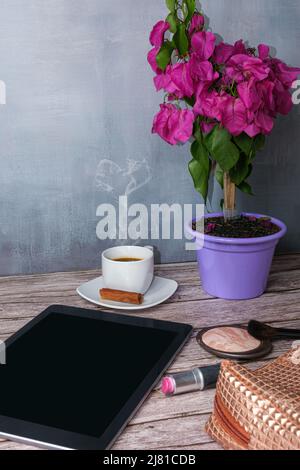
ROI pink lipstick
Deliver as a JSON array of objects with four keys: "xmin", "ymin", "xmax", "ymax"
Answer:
[{"xmin": 161, "ymin": 364, "xmax": 221, "ymax": 397}]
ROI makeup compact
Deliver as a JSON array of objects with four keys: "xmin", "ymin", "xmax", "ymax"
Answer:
[{"xmin": 197, "ymin": 325, "xmax": 272, "ymax": 360}]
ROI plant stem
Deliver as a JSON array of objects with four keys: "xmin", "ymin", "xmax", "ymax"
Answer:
[{"xmin": 223, "ymin": 172, "xmax": 237, "ymax": 221}]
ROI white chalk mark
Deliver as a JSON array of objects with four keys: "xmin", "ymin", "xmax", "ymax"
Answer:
[
  {"xmin": 95, "ymin": 158, "xmax": 152, "ymax": 201},
  {"xmin": 95, "ymin": 158, "xmax": 152, "ymax": 246}
]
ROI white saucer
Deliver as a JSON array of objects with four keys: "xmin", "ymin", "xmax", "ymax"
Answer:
[{"xmin": 76, "ymin": 276, "xmax": 178, "ymax": 311}]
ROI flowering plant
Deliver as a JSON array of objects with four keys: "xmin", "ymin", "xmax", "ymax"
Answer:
[{"xmin": 148, "ymin": 1, "xmax": 300, "ymax": 215}]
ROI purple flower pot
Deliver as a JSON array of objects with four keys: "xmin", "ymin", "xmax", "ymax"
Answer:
[{"xmin": 186, "ymin": 213, "xmax": 287, "ymax": 300}]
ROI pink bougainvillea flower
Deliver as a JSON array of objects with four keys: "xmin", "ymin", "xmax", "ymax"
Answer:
[
  {"xmin": 258, "ymin": 44, "xmax": 270, "ymax": 60},
  {"xmin": 226, "ymin": 54, "xmax": 270, "ymax": 83},
  {"xmin": 154, "ymin": 61, "xmax": 197, "ymax": 99},
  {"xmin": 244, "ymin": 123, "xmax": 261, "ymax": 138},
  {"xmin": 147, "ymin": 47, "xmax": 160, "ymax": 74},
  {"xmin": 233, "ymin": 39, "xmax": 248, "ymax": 55},
  {"xmin": 171, "ymin": 62, "xmax": 194, "ymax": 98},
  {"xmin": 256, "ymin": 80, "xmax": 275, "ymax": 113},
  {"xmin": 154, "ymin": 72, "xmax": 178, "ymax": 95},
  {"xmin": 148, "ymin": 9, "xmax": 299, "ymax": 154},
  {"xmin": 191, "ymin": 31, "xmax": 216, "ymax": 60},
  {"xmin": 189, "ymin": 13, "xmax": 205, "ymax": 36},
  {"xmin": 153, "ymin": 63, "xmax": 195, "ymax": 99},
  {"xmin": 213, "ymin": 40, "xmax": 248, "ymax": 65},
  {"xmin": 213, "ymin": 42, "xmax": 235, "ymax": 65},
  {"xmin": 273, "ymin": 81, "xmax": 293, "ymax": 115},
  {"xmin": 238, "ymin": 78, "xmax": 262, "ymax": 112},
  {"xmin": 152, "ymin": 104, "xmax": 194, "ymax": 145},
  {"xmin": 194, "ymin": 84, "xmax": 222, "ymax": 121},
  {"xmin": 150, "ymin": 21, "xmax": 169, "ymax": 48},
  {"xmin": 190, "ymin": 54, "xmax": 219, "ymax": 83},
  {"xmin": 269, "ymin": 58, "xmax": 300, "ymax": 88},
  {"xmin": 254, "ymin": 109, "xmax": 274, "ymax": 134},
  {"xmin": 220, "ymin": 97, "xmax": 248, "ymax": 136},
  {"xmin": 154, "ymin": 66, "xmax": 183, "ymax": 98}
]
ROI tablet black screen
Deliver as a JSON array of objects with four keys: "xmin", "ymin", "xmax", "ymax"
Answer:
[{"xmin": 0, "ymin": 312, "xmax": 178, "ymax": 438}]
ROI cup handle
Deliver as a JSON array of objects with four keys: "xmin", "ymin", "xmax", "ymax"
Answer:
[{"xmin": 144, "ymin": 245, "xmax": 154, "ymax": 252}]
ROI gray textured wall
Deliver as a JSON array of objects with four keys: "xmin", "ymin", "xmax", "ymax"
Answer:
[{"xmin": 0, "ymin": 0, "xmax": 299, "ymax": 276}]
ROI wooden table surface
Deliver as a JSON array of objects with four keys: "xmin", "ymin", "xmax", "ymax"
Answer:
[{"xmin": 0, "ymin": 253, "xmax": 300, "ymax": 450}]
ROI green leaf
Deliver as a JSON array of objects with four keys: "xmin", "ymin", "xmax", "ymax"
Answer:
[
  {"xmin": 189, "ymin": 140, "xmax": 211, "ymax": 200},
  {"xmin": 184, "ymin": 96, "xmax": 196, "ymax": 107},
  {"xmin": 205, "ymin": 126, "xmax": 240, "ymax": 172},
  {"xmin": 182, "ymin": 1, "xmax": 189, "ymax": 20},
  {"xmin": 215, "ymin": 164, "xmax": 224, "ymax": 189},
  {"xmin": 166, "ymin": 0, "xmax": 176, "ymax": 12},
  {"xmin": 191, "ymin": 139, "xmax": 208, "ymax": 162},
  {"xmin": 174, "ymin": 24, "xmax": 189, "ymax": 56},
  {"xmin": 233, "ymin": 133, "xmax": 253, "ymax": 157},
  {"xmin": 192, "ymin": 119, "xmax": 202, "ymax": 142},
  {"xmin": 189, "ymin": 159, "xmax": 211, "ymax": 201},
  {"xmin": 254, "ymin": 134, "xmax": 266, "ymax": 152},
  {"xmin": 166, "ymin": 13, "xmax": 177, "ymax": 33},
  {"xmin": 229, "ymin": 153, "xmax": 249, "ymax": 186},
  {"xmin": 156, "ymin": 41, "xmax": 174, "ymax": 71},
  {"xmin": 185, "ymin": 0, "xmax": 196, "ymax": 23},
  {"xmin": 238, "ymin": 181, "xmax": 254, "ymax": 196}
]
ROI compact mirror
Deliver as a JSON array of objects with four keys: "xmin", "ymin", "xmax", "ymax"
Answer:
[{"xmin": 197, "ymin": 325, "xmax": 272, "ymax": 360}]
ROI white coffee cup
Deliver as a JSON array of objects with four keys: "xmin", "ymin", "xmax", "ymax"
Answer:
[{"xmin": 102, "ymin": 246, "xmax": 154, "ymax": 294}]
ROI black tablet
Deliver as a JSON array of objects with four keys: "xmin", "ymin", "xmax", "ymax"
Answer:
[{"xmin": 0, "ymin": 305, "xmax": 192, "ymax": 450}]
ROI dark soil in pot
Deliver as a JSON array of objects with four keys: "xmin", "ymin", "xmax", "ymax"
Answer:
[{"xmin": 192, "ymin": 214, "xmax": 281, "ymax": 239}]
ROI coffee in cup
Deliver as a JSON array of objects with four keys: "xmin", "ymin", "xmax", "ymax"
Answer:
[{"xmin": 102, "ymin": 246, "xmax": 154, "ymax": 294}]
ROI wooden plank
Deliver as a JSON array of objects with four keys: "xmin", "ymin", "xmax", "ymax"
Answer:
[
  {"xmin": 0, "ymin": 438, "xmax": 221, "ymax": 451},
  {"xmin": 131, "ymin": 389, "xmax": 215, "ymax": 427},
  {"xmin": 119, "ymin": 291, "xmax": 300, "ymax": 330},
  {"xmin": 0, "ymin": 252, "xmax": 298, "ymax": 287},
  {"xmin": 1, "ymin": 255, "xmax": 300, "ymax": 310},
  {"xmin": 161, "ymin": 441, "xmax": 222, "ymax": 450},
  {"xmin": 270, "ymin": 253, "xmax": 300, "ymax": 273},
  {"xmin": 0, "ymin": 441, "xmax": 41, "ymax": 450},
  {"xmin": 112, "ymin": 414, "xmax": 212, "ymax": 451},
  {"xmin": 1, "ymin": 286, "xmax": 300, "ymax": 333}
]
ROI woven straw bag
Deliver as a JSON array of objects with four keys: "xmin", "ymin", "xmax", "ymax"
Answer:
[{"xmin": 206, "ymin": 347, "xmax": 300, "ymax": 450}]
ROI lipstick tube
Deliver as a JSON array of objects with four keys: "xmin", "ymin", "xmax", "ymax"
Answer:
[{"xmin": 161, "ymin": 364, "xmax": 221, "ymax": 396}]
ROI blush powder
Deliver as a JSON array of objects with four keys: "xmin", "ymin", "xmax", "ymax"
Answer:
[{"xmin": 201, "ymin": 327, "xmax": 261, "ymax": 353}]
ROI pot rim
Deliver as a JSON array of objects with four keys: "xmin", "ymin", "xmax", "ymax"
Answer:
[{"xmin": 186, "ymin": 212, "xmax": 287, "ymax": 246}]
